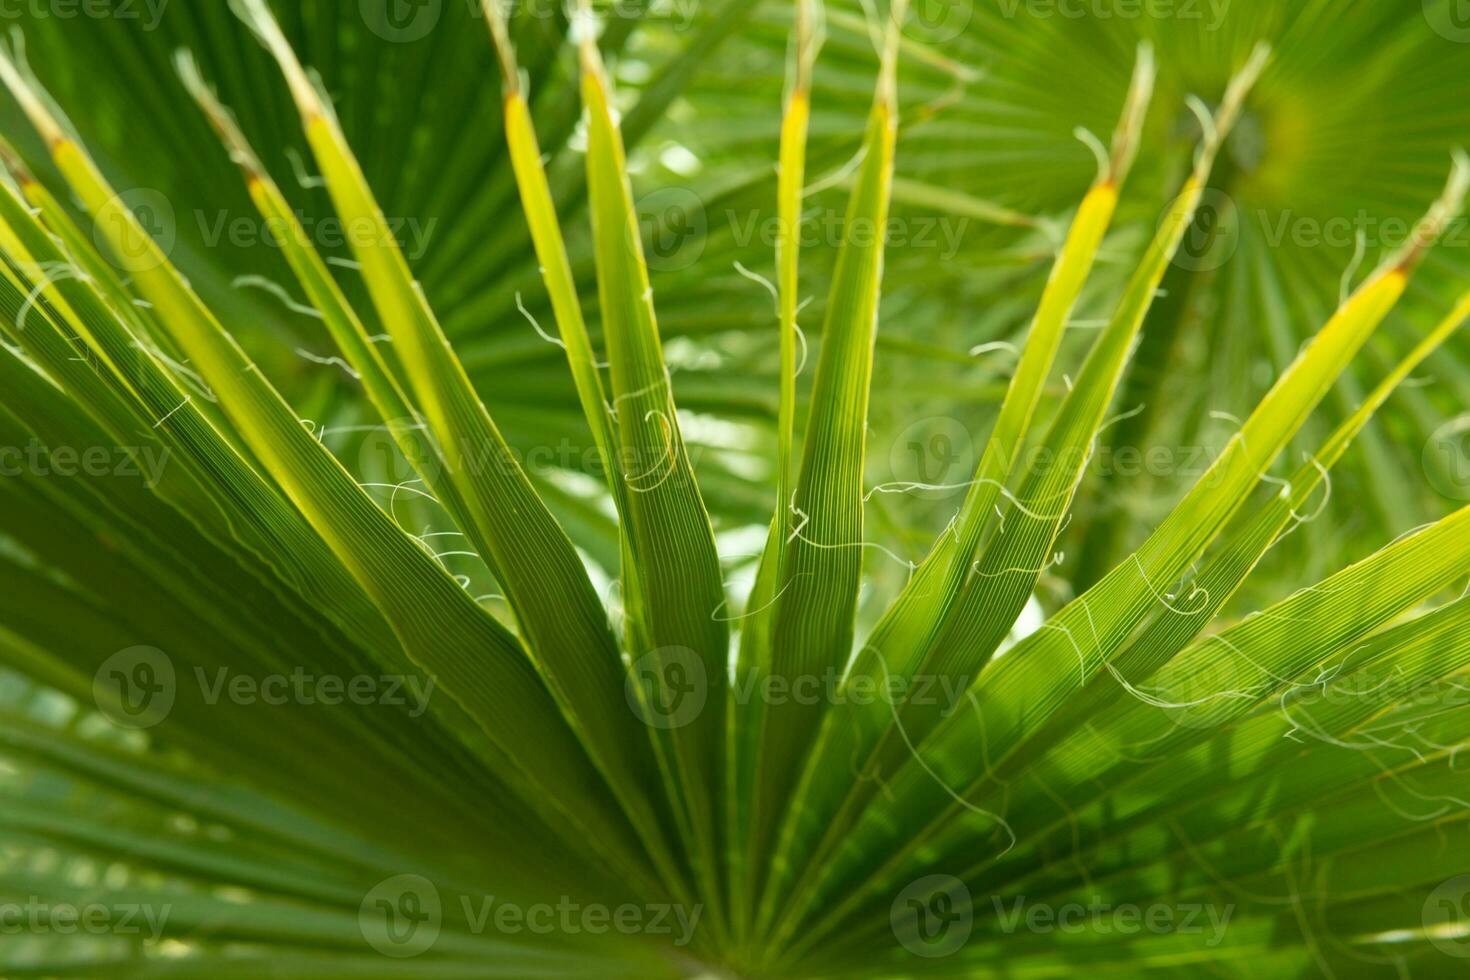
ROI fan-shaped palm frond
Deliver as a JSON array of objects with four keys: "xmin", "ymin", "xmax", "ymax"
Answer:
[{"xmin": 1, "ymin": 2, "xmax": 1469, "ymax": 978}]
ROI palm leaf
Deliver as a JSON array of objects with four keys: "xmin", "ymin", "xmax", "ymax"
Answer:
[{"xmin": 0, "ymin": 3, "xmax": 1468, "ymax": 977}]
